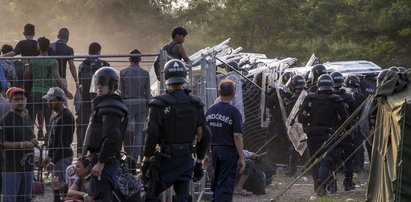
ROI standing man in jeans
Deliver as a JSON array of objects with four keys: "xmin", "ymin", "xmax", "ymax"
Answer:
[
  {"xmin": 206, "ymin": 80, "xmax": 245, "ymax": 202},
  {"xmin": 1, "ymin": 87, "xmax": 38, "ymax": 202},
  {"xmin": 41, "ymin": 87, "xmax": 75, "ymax": 187},
  {"xmin": 120, "ymin": 49, "xmax": 150, "ymax": 161}
]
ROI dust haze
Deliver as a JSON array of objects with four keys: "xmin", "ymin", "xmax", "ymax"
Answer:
[{"xmin": 0, "ymin": 0, "xmax": 178, "ymax": 57}]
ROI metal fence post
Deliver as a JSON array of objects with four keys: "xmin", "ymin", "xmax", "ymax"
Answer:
[
  {"xmin": 159, "ymin": 50, "xmax": 167, "ymax": 94},
  {"xmin": 205, "ymin": 53, "xmax": 217, "ymax": 109},
  {"xmin": 200, "ymin": 54, "xmax": 208, "ymax": 107},
  {"xmin": 188, "ymin": 60, "xmax": 193, "ymax": 92}
]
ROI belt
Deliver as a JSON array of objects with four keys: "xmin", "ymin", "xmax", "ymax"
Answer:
[
  {"xmin": 161, "ymin": 144, "xmax": 194, "ymax": 158},
  {"xmin": 211, "ymin": 145, "xmax": 235, "ymax": 148}
]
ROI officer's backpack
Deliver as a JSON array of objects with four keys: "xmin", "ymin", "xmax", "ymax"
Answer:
[
  {"xmin": 307, "ymin": 94, "xmax": 343, "ymax": 127},
  {"xmin": 153, "ymin": 42, "xmax": 179, "ymax": 81},
  {"xmin": 150, "ymin": 92, "xmax": 203, "ymax": 145}
]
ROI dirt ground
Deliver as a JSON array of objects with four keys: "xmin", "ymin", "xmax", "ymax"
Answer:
[
  {"xmin": 31, "ymin": 64, "xmax": 368, "ymax": 202},
  {"xmin": 32, "ymin": 166, "xmax": 368, "ymax": 202},
  {"xmin": 232, "ymin": 167, "xmax": 368, "ymax": 202}
]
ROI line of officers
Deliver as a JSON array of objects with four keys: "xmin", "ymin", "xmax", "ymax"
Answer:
[
  {"xmin": 265, "ymin": 64, "xmax": 405, "ymax": 196},
  {"xmin": 83, "ymin": 57, "xmax": 401, "ymax": 201}
]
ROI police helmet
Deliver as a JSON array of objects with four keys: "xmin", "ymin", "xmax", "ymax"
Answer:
[
  {"xmin": 377, "ymin": 69, "xmax": 391, "ymax": 85},
  {"xmin": 281, "ymin": 72, "xmax": 295, "ymax": 85},
  {"xmin": 311, "ymin": 64, "xmax": 327, "ymax": 79},
  {"xmin": 89, "ymin": 67, "xmax": 119, "ymax": 93},
  {"xmin": 365, "ymin": 73, "xmax": 377, "ymax": 81},
  {"xmin": 317, "ymin": 74, "xmax": 334, "ymax": 91},
  {"xmin": 330, "ymin": 71, "xmax": 344, "ymax": 88},
  {"xmin": 164, "ymin": 59, "xmax": 188, "ymax": 85},
  {"xmin": 225, "ymin": 61, "xmax": 239, "ymax": 72},
  {"xmin": 290, "ymin": 75, "xmax": 307, "ymax": 89},
  {"xmin": 344, "ymin": 75, "xmax": 360, "ymax": 88},
  {"xmin": 389, "ymin": 66, "xmax": 399, "ymax": 72},
  {"xmin": 398, "ymin": 67, "xmax": 406, "ymax": 72}
]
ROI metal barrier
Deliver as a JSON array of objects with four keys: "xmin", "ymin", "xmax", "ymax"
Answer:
[{"xmin": 0, "ymin": 52, "xmax": 168, "ymax": 201}]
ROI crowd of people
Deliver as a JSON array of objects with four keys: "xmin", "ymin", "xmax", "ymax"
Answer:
[{"xmin": 0, "ymin": 22, "xmax": 407, "ymax": 202}]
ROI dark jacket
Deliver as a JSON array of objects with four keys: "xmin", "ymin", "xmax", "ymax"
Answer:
[{"xmin": 86, "ymin": 94, "xmax": 128, "ymax": 163}]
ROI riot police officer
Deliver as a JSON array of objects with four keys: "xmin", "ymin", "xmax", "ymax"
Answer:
[
  {"xmin": 265, "ymin": 78, "xmax": 290, "ymax": 170},
  {"xmin": 377, "ymin": 69, "xmax": 392, "ymax": 86},
  {"xmin": 359, "ymin": 73, "xmax": 376, "ymax": 98},
  {"xmin": 307, "ymin": 64, "xmax": 327, "ymax": 92},
  {"xmin": 389, "ymin": 66, "xmax": 399, "ymax": 72},
  {"xmin": 398, "ymin": 67, "xmax": 406, "ymax": 73},
  {"xmin": 83, "ymin": 67, "xmax": 128, "ymax": 201},
  {"xmin": 298, "ymin": 74, "xmax": 348, "ymax": 196},
  {"xmin": 285, "ymin": 75, "xmax": 307, "ymax": 176},
  {"xmin": 331, "ymin": 72, "xmax": 357, "ymax": 191},
  {"xmin": 142, "ymin": 59, "xmax": 208, "ymax": 202},
  {"xmin": 345, "ymin": 75, "xmax": 369, "ymax": 173},
  {"xmin": 281, "ymin": 71, "xmax": 295, "ymax": 85}
]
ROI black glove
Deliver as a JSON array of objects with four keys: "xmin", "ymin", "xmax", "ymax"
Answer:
[{"xmin": 193, "ymin": 162, "xmax": 204, "ymax": 182}]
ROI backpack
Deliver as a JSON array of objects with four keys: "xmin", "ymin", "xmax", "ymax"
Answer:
[
  {"xmin": 78, "ymin": 59, "xmax": 108, "ymax": 101},
  {"xmin": 243, "ymin": 162, "xmax": 267, "ymax": 195},
  {"xmin": 114, "ymin": 156, "xmax": 143, "ymax": 202},
  {"xmin": 153, "ymin": 42, "xmax": 179, "ymax": 81}
]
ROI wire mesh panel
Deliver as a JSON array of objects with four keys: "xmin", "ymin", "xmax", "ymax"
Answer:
[
  {"xmin": 0, "ymin": 53, "xmax": 159, "ymax": 202},
  {"xmin": 242, "ymin": 80, "xmax": 268, "ymax": 153}
]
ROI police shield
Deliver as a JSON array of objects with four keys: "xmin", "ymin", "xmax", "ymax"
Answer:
[
  {"xmin": 358, "ymin": 94, "xmax": 376, "ymax": 145},
  {"xmin": 260, "ymin": 72, "xmax": 275, "ymax": 128},
  {"xmin": 286, "ymin": 90, "xmax": 308, "ymax": 156}
]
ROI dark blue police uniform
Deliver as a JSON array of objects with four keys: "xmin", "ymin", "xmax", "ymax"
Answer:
[
  {"xmin": 298, "ymin": 92, "xmax": 348, "ymax": 195},
  {"xmin": 206, "ymin": 102, "xmax": 243, "ymax": 202},
  {"xmin": 143, "ymin": 89, "xmax": 204, "ymax": 202},
  {"xmin": 334, "ymin": 89, "xmax": 357, "ymax": 190}
]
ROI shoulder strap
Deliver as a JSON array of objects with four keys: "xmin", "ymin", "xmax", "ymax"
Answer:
[{"xmin": 165, "ymin": 42, "xmax": 179, "ymax": 54}]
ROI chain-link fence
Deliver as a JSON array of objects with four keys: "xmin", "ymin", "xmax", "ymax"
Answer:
[{"xmin": 0, "ymin": 52, "xmax": 164, "ymax": 201}]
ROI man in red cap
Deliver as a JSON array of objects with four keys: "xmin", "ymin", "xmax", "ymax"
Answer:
[{"xmin": 1, "ymin": 87, "xmax": 38, "ymax": 202}]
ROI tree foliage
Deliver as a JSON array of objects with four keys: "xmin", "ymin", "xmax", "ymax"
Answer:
[
  {"xmin": 178, "ymin": 0, "xmax": 411, "ymax": 67},
  {"xmin": 0, "ymin": 0, "xmax": 410, "ymax": 67}
]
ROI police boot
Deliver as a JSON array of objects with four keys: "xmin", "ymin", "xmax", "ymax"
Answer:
[
  {"xmin": 316, "ymin": 184, "xmax": 327, "ymax": 197},
  {"xmin": 344, "ymin": 174, "xmax": 355, "ymax": 191},
  {"xmin": 326, "ymin": 178, "xmax": 337, "ymax": 194}
]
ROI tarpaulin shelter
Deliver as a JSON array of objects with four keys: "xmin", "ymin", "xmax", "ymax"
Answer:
[{"xmin": 366, "ymin": 70, "xmax": 411, "ymax": 202}]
